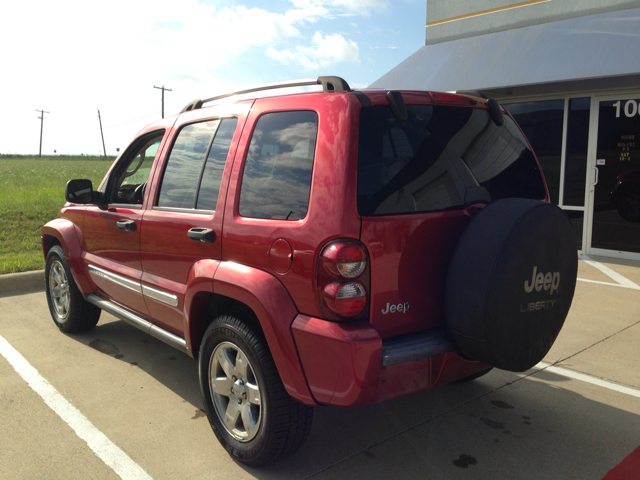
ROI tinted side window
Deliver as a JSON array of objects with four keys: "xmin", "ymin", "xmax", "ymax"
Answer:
[
  {"xmin": 239, "ymin": 111, "xmax": 318, "ymax": 220},
  {"xmin": 157, "ymin": 120, "xmax": 220, "ymax": 209},
  {"xmin": 357, "ymin": 105, "xmax": 546, "ymax": 216},
  {"xmin": 196, "ymin": 118, "xmax": 238, "ymax": 210}
]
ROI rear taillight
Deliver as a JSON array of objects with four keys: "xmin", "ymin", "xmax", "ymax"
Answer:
[
  {"xmin": 322, "ymin": 242, "xmax": 366, "ymax": 278},
  {"xmin": 322, "ymin": 282, "xmax": 367, "ymax": 317},
  {"xmin": 318, "ymin": 240, "xmax": 369, "ymax": 320}
]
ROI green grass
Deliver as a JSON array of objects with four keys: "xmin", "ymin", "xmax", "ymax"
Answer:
[{"xmin": 0, "ymin": 155, "xmax": 114, "ymax": 274}]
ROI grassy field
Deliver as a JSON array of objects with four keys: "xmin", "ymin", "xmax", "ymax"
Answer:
[{"xmin": 0, "ymin": 154, "xmax": 115, "ymax": 274}]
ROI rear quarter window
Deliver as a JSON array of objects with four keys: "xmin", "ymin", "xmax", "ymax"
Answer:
[
  {"xmin": 357, "ymin": 105, "xmax": 546, "ymax": 216},
  {"xmin": 239, "ymin": 111, "xmax": 318, "ymax": 220}
]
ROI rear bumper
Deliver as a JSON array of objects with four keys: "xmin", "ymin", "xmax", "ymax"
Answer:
[{"xmin": 291, "ymin": 315, "xmax": 488, "ymax": 407}]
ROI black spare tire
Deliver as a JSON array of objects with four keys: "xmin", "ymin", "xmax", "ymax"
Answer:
[{"xmin": 446, "ymin": 199, "xmax": 578, "ymax": 372}]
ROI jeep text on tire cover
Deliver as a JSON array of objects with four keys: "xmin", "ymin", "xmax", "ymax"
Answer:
[{"xmin": 42, "ymin": 76, "xmax": 578, "ymax": 466}]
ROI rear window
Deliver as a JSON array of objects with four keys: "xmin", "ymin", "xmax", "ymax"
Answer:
[{"xmin": 357, "ymin": 105, "xmax": 546, "ymax": 216}]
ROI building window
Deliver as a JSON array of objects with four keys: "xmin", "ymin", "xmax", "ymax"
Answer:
[
  {"xmin": 563, "ymin": 98, "xmax": 590, "ymax": 207},
  {"xmin": 504, "ymin": 100, "xmax": 564, "ymax": 205}
]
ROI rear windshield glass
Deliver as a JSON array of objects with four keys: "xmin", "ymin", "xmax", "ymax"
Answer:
[{"xmin": 357, "ymin": 105, "xmax": 546, "ymax": 216}]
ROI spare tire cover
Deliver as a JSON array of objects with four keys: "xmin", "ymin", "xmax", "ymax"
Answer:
[{"xmin": 446, "ymin": 199, "xmax": 577, "ymax": 372}]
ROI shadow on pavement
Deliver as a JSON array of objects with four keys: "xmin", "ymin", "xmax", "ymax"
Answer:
[{"xmin": 63, "ymin": 316, "xmax": 639, "ymax": 480}]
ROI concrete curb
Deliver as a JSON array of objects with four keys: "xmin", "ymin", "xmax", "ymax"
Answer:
[{"xmin": 0, "ymin": 270, "xmax": 45, "ymax": 296}]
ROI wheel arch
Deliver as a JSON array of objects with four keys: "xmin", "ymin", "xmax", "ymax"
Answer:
[
  {"xmin": 41, "ymin": 232, "xmax": 60, "ymax": 259},
  {"xmin": 187, "ymin": 291, "xmax": 262, "ymax": 358},
  {"xmin": 184, "ymin": 260, "xmax": 316, "ymax": 406},
  {"xmin": 41, "ymin": 218, "xmax": 92, "ymax": 294}
]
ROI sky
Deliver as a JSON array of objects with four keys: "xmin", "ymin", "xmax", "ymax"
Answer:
[{"xmin": 0, "ymin": 0, "xmax": 425, "ymax": 155}]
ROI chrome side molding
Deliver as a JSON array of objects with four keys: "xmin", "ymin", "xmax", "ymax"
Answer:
[
  {"xmin": 89, "ymin": 265, "xmax": 141, "ymax": 294},
  {"xmin": 142, "ymin": 285, "xmax": 178, "ymax": 307},
  {"xmin": 88, "ymin": 265, "xmax": 178, "ymax": 307}
]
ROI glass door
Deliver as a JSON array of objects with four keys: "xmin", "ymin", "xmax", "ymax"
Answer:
[{"xmin": 587, "ymin": 97, "xmax": 640, "ymax": 257}]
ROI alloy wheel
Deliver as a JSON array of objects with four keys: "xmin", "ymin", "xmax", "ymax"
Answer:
[
  {"xmin": 49, "ymin": 259, "xmax": 70, "ymax": 320},
  {"xmin": 209, "ymin": 341, "xmax": 262, "ymax": 442}
]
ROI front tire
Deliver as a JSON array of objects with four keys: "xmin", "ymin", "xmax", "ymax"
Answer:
[
  {"xmin": 45, "ymin": 245, "xmax": 101, "ymax": 333},
  {"xmin": 199, "ymin": 315, "xmax": 313, "ymax": 467}
]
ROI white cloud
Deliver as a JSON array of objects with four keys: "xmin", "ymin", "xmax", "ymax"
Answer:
[
  {"xmin": 0, "ymin": 0, "xmax": 384, "ymax": 154},
  {"xmin": 289, "ymin": 0, "xmax": 388, "ymax": 15},
  {"xmin": 267, "ymin": 31, "xmax": 359, "ymax": 70},
  {"xmin": 325, "ymin": 0, "xmax": 388, "ymax": 13},
  {"xmin": 143, "ymin": 3, "xmax": 312, "ymax": 78}
]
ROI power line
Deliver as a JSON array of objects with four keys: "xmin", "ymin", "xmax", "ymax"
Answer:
[
  {"xmin": 36, "ymin": 109, "xmax": 49, "ymax": 157},
  {"xmin": 97, "ymin": 110, "xmax": 107, "ymax": 157},
  {"xmin": 153, "ymin": 85, "xmax": 172, "ymax": 118},
  {"xmin": 103, "ymin": 112, "xmax": 161, "ymax": 129}
]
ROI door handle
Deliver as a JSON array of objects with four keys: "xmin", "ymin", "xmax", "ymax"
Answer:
[
  {"xmin": 116, "ymin": 219, "xmax": 136, "ymax": 232},
  {"xmin": 591, "ymin": 166, "xmax": 599, "ymax": 186},
  {"xmin": 188, "ymin": 227, "xmax": 216, "ymax": 243}
]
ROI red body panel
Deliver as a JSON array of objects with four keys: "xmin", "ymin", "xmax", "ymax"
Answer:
[
  {"xmin": 82, "ymin": 206, "xmax": 149, "ymax": 316},
  {"xmin": 140, "ymin": 209, "xmax": 218, "ymax": 334},
  {"xmin": 83, "ymin": 206, "xmax": 143, "ymax": 270},
  {"xmin": 291, "ymin": 315, "xmax": 381, "ymax": 406},
  {"xmin": 291, "ymin": 315, "xmax": 488, "ymax": 407},
  {"xmin": 361, "ymin": 210, "xmax": 472, "ymax": 338},
  {"xmin": 222, "ymin": 94, "xmax": 362, "ymax": 318}
]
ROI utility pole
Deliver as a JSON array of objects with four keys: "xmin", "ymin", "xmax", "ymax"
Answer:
[
  {"xmin": 97, "ymin": 109, "xmax": 107, "ymax": 157},
  {"xmin": 154, "ymin": 85, "xmax": 172, "ymax": 118},
  {"xmin": 36, "ymin": 109, "xmax": 49, "ymax": 157}
]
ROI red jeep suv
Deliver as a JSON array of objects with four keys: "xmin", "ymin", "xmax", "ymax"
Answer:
[{"xmin": 42, "ymin": 76, "xmax": 578, "ymax": 466}]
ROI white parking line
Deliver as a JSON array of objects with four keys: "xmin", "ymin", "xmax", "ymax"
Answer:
[
  {"xmin": 578, "ymin": 255, "xmax": 640, "ymax": 290},
  {"xmin": 536, "ymin": 362, "xmax": 640, "ymax": 399},
  {"xmin": 0, "ymin": 334, "xmax": 152, "ymax": 480}
]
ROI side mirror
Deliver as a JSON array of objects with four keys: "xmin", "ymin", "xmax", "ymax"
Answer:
[{"xmin": 65, "ymin": 179, "xmax": 103, "ymax": 204}]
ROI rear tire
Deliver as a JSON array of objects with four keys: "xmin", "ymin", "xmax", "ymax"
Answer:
[
  {"xmin": 199, "ymin": 315, "xmax": 313, "ymax": 467},
  {"xmin": 45, "ymin": 245, "xmax": 101, "ymax": 333}
]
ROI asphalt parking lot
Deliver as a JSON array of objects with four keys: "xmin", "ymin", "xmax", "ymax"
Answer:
[{"xmin": 1, "ymin": 255, "xmax": 639, "ymax": 479}]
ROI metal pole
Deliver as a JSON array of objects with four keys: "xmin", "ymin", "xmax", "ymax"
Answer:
[
  {"xmin": 154, "ymin": 85, "xmax": 172, "ymax": 118},
  {"xmin": 39, "ymin": 114, "xmax": 43, "ymax": 157},
  {"xmin": 36, "ymin": 109, "xmax": 49, "ymax": 157},
  {"xmin": 97, "ymin": 109, "xmax": 107, "ymax": 157}
]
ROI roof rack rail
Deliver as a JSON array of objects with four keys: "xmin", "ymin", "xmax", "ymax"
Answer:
[{"xmin": 180, "ymin": 76, "xmax": 352, "ymax": 113}]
